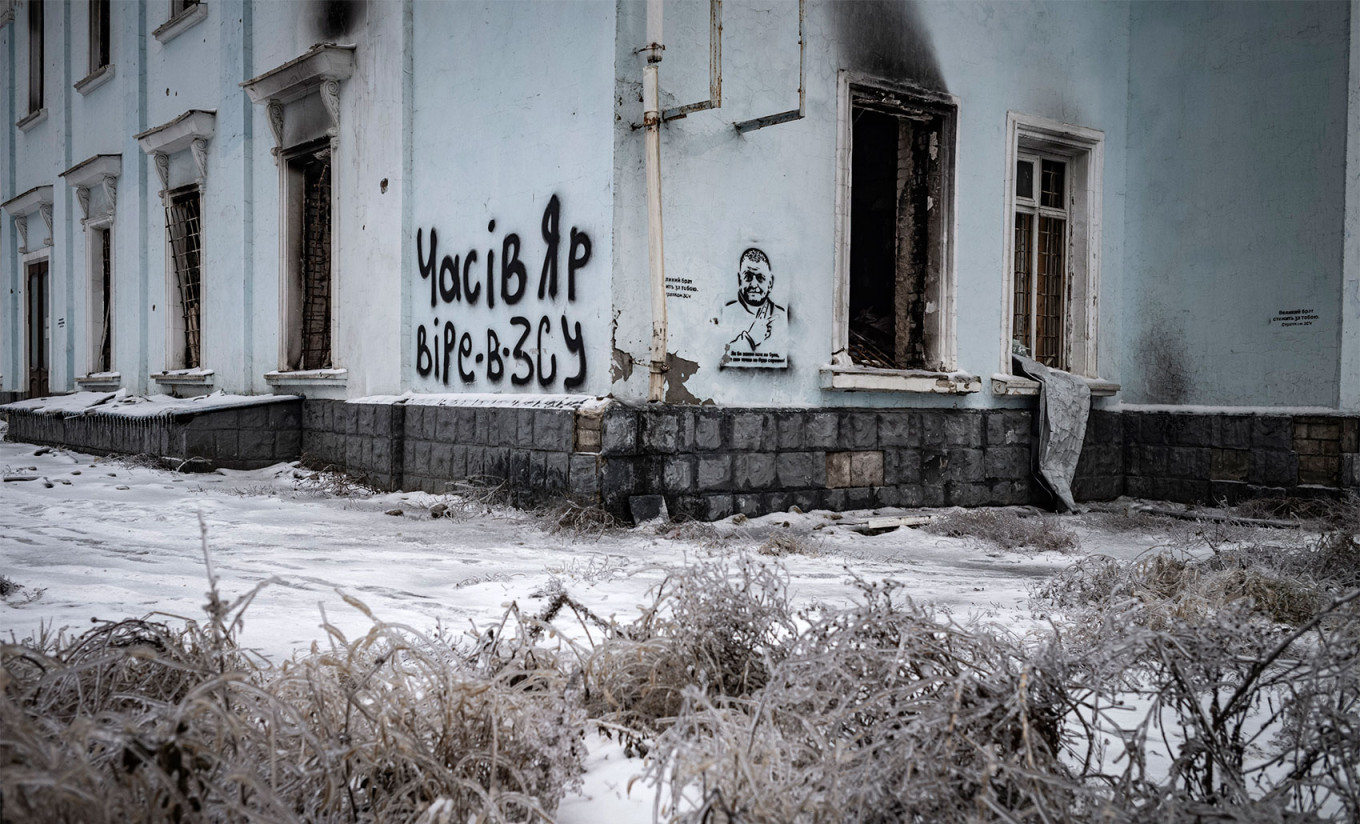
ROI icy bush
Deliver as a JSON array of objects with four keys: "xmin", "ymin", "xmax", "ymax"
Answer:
[
  {"xmin": 648, "ymin": 580, "xmax": 1097, "ymax": 823},
  {"xmin": 0, "ymin": 591, "xmax": 585, "ymax": 823},
  {"xmin": 583, "ymin": 558, "xmax": 796, "ymax": 740}
]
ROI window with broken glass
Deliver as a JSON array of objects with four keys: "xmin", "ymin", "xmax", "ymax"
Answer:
[
  {"xmin": 165, "ymin": 187, "xmax": 203, "ymax": 369},
  {"xmin": 846, "ymin": 85, "xmax": 955, "ymax": 372},
  {"xmin": 1011, "ymin": 154, "xmax": 1068, "ymax": 367}
]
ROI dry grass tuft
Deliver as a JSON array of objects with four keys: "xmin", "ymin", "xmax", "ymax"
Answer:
[
  {"xmin": 582, "ymin": 558, "xmax": 795, "ymax": 742},
  {"xmin": 537, "ymin": 499, "xmax": 619, "ymax": 539},
  {"xmin": 756, "ymin": 527, "xmax": 821, "ymax": 557},
  {"xmin": 925, "ymin": 508, "xmax": 1080, "ymax": 553},
  {"xmin": 0, "ymin": 573, "xmax": 585, "ymax": 823},
  {"xmin": 650, "ymin": 581, "xmax": 1084, "ymax": 823}
]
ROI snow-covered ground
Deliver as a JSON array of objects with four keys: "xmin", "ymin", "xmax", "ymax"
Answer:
[{"xmin": 0, "ymin": 427, "xmax": 1203, "ymax": 821}]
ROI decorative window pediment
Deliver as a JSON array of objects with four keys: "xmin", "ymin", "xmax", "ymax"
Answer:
[
  {"xmin": 1, "ymin": 184, "xmax": 55, "ymax": 253},
  {"xmin": 242, "ymin": 43, "xmax": 355, "ymax": 151},
  {"xmin": 61, "ymin": 153, "xmax": 122, "ymax": 225},
  {"xmin": 135, "ymin": 109, "xmax": 215, "ymax": 190}
]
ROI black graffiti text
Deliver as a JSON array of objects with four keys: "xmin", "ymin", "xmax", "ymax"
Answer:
[
  {"xmin": 415, "ymin": 314, "xmax": 587, "ymax": 390},
  {"xmin": 415, "ymin": 194, "xmax": 593, "ymax": 390}
]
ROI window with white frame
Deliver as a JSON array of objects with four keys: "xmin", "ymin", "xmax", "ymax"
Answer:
[
  {"xmin": 826, "ymin": 74, "xmax": 973, "ymax": 393},
  {"xmin": 1001, "ymin": 112, "xmax": 1106, "ymax": 383},
  {"xmin": 241, "ymin": 43, "xmax": 354, "ymax": 384}
]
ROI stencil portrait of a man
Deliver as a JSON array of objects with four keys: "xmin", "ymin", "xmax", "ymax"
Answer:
[{"xmin": 720, "ymin": 247, "xmax": 788, "ymax": 369}]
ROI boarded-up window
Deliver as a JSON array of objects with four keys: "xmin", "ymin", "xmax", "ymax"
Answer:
[
  {"xmin": 299, "ymin": 151, "xmax": 332, "ymax": 369},
  {"xmin": 28, "ymin": 0, "xmax": 44, "ymax": 113},
  {"xmin": 847, "ymin": 86, "xmax": 954, "ymax": 371},
  {"xmin": 1012, "ymin": 156, "xmax": 1068, "ymax": 367},
  {"xmin": 166, "ymin": 188, "xmax": 203, "ymax": 369}
]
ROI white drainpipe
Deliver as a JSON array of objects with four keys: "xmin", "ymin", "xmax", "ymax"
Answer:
[{"xmin": 643, "ymin": 0, "xmax": 668, "ymax": 403}]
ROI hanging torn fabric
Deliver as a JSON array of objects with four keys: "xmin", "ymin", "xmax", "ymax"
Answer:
[{"xmin": 1013, "ymin": 354, "xmax": 1090, "ymax": 512}]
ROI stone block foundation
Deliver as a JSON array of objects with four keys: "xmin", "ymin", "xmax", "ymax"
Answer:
[{"xmin": 9, "ymin": 398, "xmax": 1360, "ymax": 520}]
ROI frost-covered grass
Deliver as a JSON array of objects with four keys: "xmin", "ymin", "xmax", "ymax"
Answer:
[{"xmin": 4, "ymin": 435, "xmax": 1360, "ymax": 821}]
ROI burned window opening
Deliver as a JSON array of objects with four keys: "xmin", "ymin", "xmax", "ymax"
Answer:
[
  {"xmin": 89, "ymin": 0, "xmax": 110, "ymax": 73},
  {"xmin": 28, "ymin": 0, "xmax": 44, "ymax": 114},
  {"xmin": 27, "ymin": 260, "xmax": 49, "ymax": 398},
  {"xmin": 847, "ymin": 86, "xmax": 951, "ymax": 371},
  {"xmin": 94, "ymin": 226, "xmax": 112, "ymax": 373},
  {"xmin": 165, "ymin": 187, "xmax": 203, "ymax": 369},
  {"xmin": 299, "ymin": 150, "xmax": 332, "ymax": 370}
]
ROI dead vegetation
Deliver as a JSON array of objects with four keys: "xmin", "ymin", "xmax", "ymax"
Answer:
[
  {"xmin": 5, "ymin": 506, "xmax": 1360, "ymax": 823},
  {"xmin": 925, "ymin": 507, "xmax": 1080, "ymax": 553}
]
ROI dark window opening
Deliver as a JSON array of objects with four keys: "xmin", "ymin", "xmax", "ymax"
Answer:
[
  {"xmin": 166, "ymin": 188, "xmax": 203, "ymax": 369},
  {"xmin": 95, "ymin": 227, "xmax": 113, "ymax": 373},
  {"xmin": 171, "ymin": 0, "xmax": 200, "ymax": 16},
  {"xmin": 28, "ymin": 0, "xmax": 44, "ymax": 113},
  {"xmin": 27, "ymin": 260, "xmax": 49, "ymax": 398},
  {"xmin": 89, "ymin": 0, "xmax": 110, "ymax": 73},
  {"xmin": 299, "ymin": 151, "xmax": 332, "ymax": 370},
  {"xmin": 848, "ymin": 87, "xmax": 951, "ymax": 371}
]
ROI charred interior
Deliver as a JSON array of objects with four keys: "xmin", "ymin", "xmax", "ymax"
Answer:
[{"xmin": 848, "ymin": 86, "xmax": 951, "ymax": 371}]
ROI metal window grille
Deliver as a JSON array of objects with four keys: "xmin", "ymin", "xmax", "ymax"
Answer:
[
  {"xmin": 98, "ymin": 227, "xmax": 112, "ymax": 372},
  {"xmin": 1012, "ymin": 212, "xmax": 1033, "ymax": 351},
  {"xmin": 300, "ymin": 152, "xmax": 332, "ymax": 369},
  {"xmin": 1036, "ymin": 214, "xmax": 1066, "ymax": 365},
  {"xmin": 28, "ymin": 0, "xmax": 43, "ymax": 113},
  {"xmin": 166, "ymin": 189, "xmax": 203, "ymax": 369},
  {"xmin": 1012, "ymin": 156, "xmax": 1068, "ymax": 368}
]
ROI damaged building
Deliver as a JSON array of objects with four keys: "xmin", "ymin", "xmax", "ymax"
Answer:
[{"xmin": 1, "ymin": 0, "xmax": 1358, "ymax": 518}]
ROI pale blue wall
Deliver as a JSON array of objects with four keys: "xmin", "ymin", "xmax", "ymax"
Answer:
[
  {"xmin": 610, "ymin": 0, "xmax": 1131, "ymax": 408},
  {"xmin": 1123, "ymin": 1, "xmax": 1350, "ymax": 407},
  {"xmin": 408, "ymin": 1, "xmax": 617, "ymax": 397}
]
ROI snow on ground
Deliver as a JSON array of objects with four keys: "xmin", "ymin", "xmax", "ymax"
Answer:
[{"xmin": 1, "ymin": 427, "xmax": 1233, "ymax": 821}]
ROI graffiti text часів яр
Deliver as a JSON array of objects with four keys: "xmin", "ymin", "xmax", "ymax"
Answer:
[{"xmin": 415, "ymin": 195, "xmax": 590, "ymax": 389}]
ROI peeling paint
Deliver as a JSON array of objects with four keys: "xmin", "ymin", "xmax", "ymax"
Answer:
[
  {"xmin": 665, "ymin": 354, "xmax": 711, "ymax": 405},
  {"xmin": 611, "ymin": 346, "xmax": 635, "ymax": 383}
]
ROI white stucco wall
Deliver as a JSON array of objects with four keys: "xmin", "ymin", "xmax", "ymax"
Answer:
[
  {"xmin": 1123, "ymin": 1, "xmax": 1350, "ymax": 407},
  {"xmin": 406, "ymin": 0, "xmax": 617, "ymax": 398},
  {"xmin": 609, "ymin": 0, "xmax": 1131, "ymax": 409}
]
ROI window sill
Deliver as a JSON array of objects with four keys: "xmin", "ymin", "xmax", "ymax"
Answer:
[
  {"xmin": 264, "ymin": 368, "xmax": 347, "ymax": 388},
  {"xmin": 151, "ymin": 368, "xmax": 214, "ymax": 387},
  {"xmin": 76, "ymin": 372, "xmax": 121, "ymax": 391},
  {"xmin": 153, "ymin": 3, "xmax": 208, "ymax": 44},
  {"xmin": 990, "ymin": 373, "xmax": 1120, "ymax": 397},
  {"xmin": 16, "ymin": 108, "xmax": 47, "ymax": 132},
  {"xmin": 74, "ymin": 64, "xmax": 115, "ymax": 95},
  {"xmin": 820, "ymin": 366, "xmax": 982, "ymax": 394}
]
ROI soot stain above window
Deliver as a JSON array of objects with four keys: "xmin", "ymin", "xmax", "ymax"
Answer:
[
  {"xmin": 830, "ymin": 0, "xmax": 946, "ymax": 93},
  {"xmin": 313, "ymin": 0, "xmax": 362, "ymax": 40}
]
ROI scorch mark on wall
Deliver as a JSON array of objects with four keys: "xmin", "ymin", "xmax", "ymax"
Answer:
[{"xmin": 415, "ymin": 195, "xmax": 591, "ymax": 390}]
